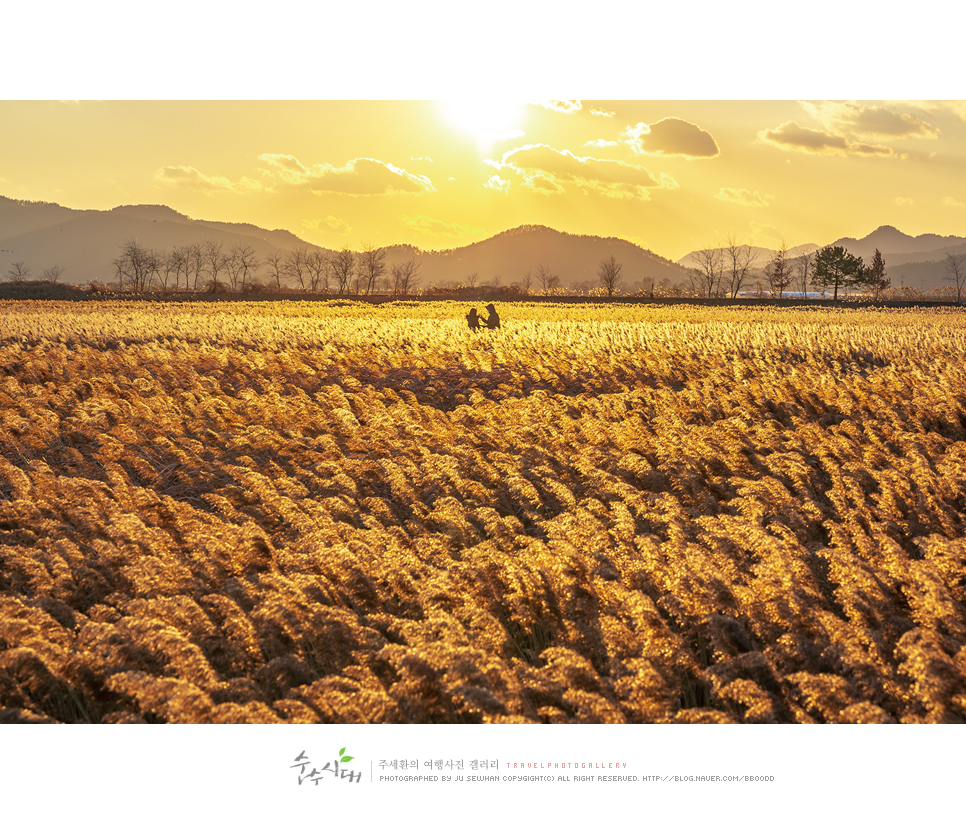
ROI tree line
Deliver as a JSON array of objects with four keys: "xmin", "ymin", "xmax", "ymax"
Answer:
[
  {"xmin": 7, "ymin": 235, "xmax": 966, "ymax": 302},
  {"xmin": 108, "ymin": 238, "xmax": 422, "ymax": 297},
  {"xmin": 688, "ymin": 235, "xmax": 966, "ymax": 302}
]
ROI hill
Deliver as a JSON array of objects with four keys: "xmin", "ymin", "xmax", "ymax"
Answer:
[
  {"xmin": 676, "ymin": 243, "xmax": 820, "ymax": 272},
  {"xmin": 6, "ymin": 195, "xmax": 959, "ymax": 293},
  {"xmin": 831, "ymin": 226, "xmax": 966, "ymax": 290},
  {"xmin": 0, "ymin": 197, "xmax": 690, "ymax": 291},
  {"xmin": 830, "ymin": 225, "xmax": 966, "ymax": 260},
  {"xmin": 677, "ymin": 226, "xmax": 966, "ymax": 291},
  {"xmin": 0, "ymin": 198, "xmax": 326, "ymax": 284},
  {"xmin": 384, "ymin": 225, "xmax": 691, "ymax": 290}
]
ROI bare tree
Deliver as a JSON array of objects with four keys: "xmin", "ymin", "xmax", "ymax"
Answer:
[
  {"xmin": 223, "ymin": 246, "xmax": 243, "ymax": 291},
  {"xmin": 466, "ymin": 272, "xmax": 480, "ymax": 288},
  {"xmin": 520, "ymin": 270, "xmax": 533, "ymax": 295},
  {"xmin": 331, "ymin": 246, "xmax": 356, "ymax": 296},
  {"xmin": 492, "ymin": 273, "xmax": 502, "ymax": 288},
  {"xmin": 5, "ymin": 261, "xmax": 31, "ymax": 283},
  {"xmin": 536, "ymin": 262, "xmax": 559, "ymax": 294},
  {"xmin": 683, "ymin": 268, "xmax": 704, "ymax": 297},
  {"xmin": 358, "ymin": 242, "xmax": 387, "ymax": 295},
  {"xmin": 222, "ymin": 244, "xmax": 259, "ymax": 292},
  {"xmin": 42, "ymin": 265, "xmax": 64, "ymax": 283},
  {"xmin": 189, "ymin": 243, "xmax": 206, "ymax": 290},
  {"xmin": 597, "ymin": 254, "xmax": 623, "ymax": 297},
  {"xmin": 168, "ymin": 246, "xmax": 188, "ymax": 291},
  {"xmin": 158, "ymin": 252, "xmax": 179, "ymax": 291},
  {"xmin": 307, "ymin": 249, "xmax": 330, "ymax": 293},
  {"xmin": 389, "ymin": 258, "xmax": 421, "ymax": 297},
  {"xmin": 235, "ymin": 245, "xmax": 260, "ymax": 290},
  {"xmin": 113, "ymin": 239, "xmax": 160, "ymax": 292},
  {"xmin": 285, "ymin": 245, "xmax": 310, "ymax": 290},
  {"xmin": 796, "ymin": 249, "xmax": 815, "ymax": 296},
  {"xmin": 766, "ymin": 240, "xmax": 792, "ymax": 299},
  {"xmin": 723, "ymin": 233, "xmax": 757, "ymax": 297},
  {"xmin": 943, "ymin": 252, "xmax": 966, "ymax": 303},
  {"xmin": 691, "ymin": 248, "xmax": 723, "ymax": 298},
  {"xmin": 265, "ymin": 249, "xmax": 286, "ymax": 289},
  {"xmin": 202, "ymin": 240, "xmax": 226, "ymax": 290}
]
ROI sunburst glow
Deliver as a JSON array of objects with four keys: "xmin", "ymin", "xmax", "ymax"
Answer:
[{"xmin": 440, "ymin": 99, "xmax": 526, "ymax": 149}]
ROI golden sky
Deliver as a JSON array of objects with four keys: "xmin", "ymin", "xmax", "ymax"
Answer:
[{"xmin": 2, "ymin": 99, "xmax": 965, "ymax": 260}]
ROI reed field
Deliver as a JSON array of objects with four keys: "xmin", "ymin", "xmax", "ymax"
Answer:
[{"xmin": 1, "ymin": 299, "xmax": 965, "ymax": 724}]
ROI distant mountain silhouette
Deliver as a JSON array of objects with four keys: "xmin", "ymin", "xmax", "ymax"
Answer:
[
  {"xmin": 382, "ymin": 225, "xmax": 691, "ymax": 290},
  {"xmin": 831, "ymin": 225, "xmax": 965, "ymax": 260},
  {"xmin": 831, "ymin": 225, "xmax": 966, "ymax": 290},
  {"xmin": 677, "ymin": 225, "xmax": 966, "ymax": 291},
  {"xmin": 0, "ymin": 196, "xmax": 82, "ymax": 239},
  {"xmin": 3, "ymin": 195, "xmax": 962, "ymax": 292},
  {"xmin": 0, "ymin": 196, "xmax": 324, "ymax": 284},
  {"xmin": 0, "ymin": 197, "xmax": 690, "ymax": 290},
  {"xmin": 676, "ymin": 243, "xmax": 820, "ymax": 271}
]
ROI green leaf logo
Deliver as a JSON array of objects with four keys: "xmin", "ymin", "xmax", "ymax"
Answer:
[{"xmin": 339, "ymin": 747, "xmax": 354, "ymax": 763}]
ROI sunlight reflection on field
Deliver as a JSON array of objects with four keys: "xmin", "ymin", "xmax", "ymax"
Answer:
[{"xmin": 1, "ymin": 300, "xmax": 965, "ymax": 724}]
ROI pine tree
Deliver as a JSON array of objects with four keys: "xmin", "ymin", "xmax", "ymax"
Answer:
[
  {"xmin": 812, "ymin": 245, "xmax": 865, "ymax": 301},
  {"xmin": 863, "ymin": 248, "xmax": 890, "ymax": 301},
  {"xmin": 766, "ymin": 241, "xmax": 792, "ymax": 299}
]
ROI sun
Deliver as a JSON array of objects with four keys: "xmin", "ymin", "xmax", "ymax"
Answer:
[{"xmin": 440, "ymin": 100, "xmax": 526, "ymax": 150}]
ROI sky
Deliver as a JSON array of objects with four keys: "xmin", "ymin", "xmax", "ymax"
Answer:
[{"xmin": 2, "ymin": 6, "xmax": 965, "ymax": 262}]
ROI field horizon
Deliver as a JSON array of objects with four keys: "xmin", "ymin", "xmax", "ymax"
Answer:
[{"xmin": 1, "ymin": 299, "xmax": 965, "ymax": 723}]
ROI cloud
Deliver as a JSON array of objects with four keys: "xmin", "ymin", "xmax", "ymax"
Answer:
[
  {"xmin": 532, "ymin": 100, "xmax": 582, "ymax": 114},
  {"xmin": 525, "ymin": 174, "xmax": 565, "ymax": 195},
  {"xmin": 258, "ymin": 153, "xmax": 434, "ymax": 195},
  {"xmin": 313, "ymin": 159, "xmax": 434, "ymax": 195},
  {"xmin": 154, "ymin": 165, "xmax": 262, "ymax": 194},
  {"xmin": 483, "ymin": 175, "xmax": 511, "ymax": 193},
  {"xmin": 942, "ymin": 196, "xmax": 965, "ymax": 208},
  {"xmin": 585, "ymin": 138, "xmax": 618, "ymax": 148},
  {"xmin": 915, "ymin": 101, "xmax": 966, "ymax": 122},
  {"xmin": 802, "ymin": 101, "xmax": 939, "ymax": 139},
  {"xmin": 757, "ymin": 121, "xmax": 898, "ymax": 156},
  {"xmin": 894, "ymin": 196, "xmax": 915, "ymax": 206},
  {"xmin": 529, "ymin": 101, "xmax": 614, "ymax": 118},
  {"xmin": 490, "ymin": 143, "xmax": 664, "ymax": 199},
  {"xmin": 257, "ymin": 153, "xmax": 309, "ymax": 183},
  {"xmin": 658, "ymin": 173, "xmax": 679, "ymax": 190},
  {"xmin": 622, "ymin": 118, "xmax": 719, "ymax": 158},
  {"xmin": 716, "ymin": 188, "xmax": 771, "ymax": 208},
  {"xmin": 401, "ymin": 214, "xmax": 484, "ymax": 238},
  {"xmin": 494, "ymin": 129, "xmax": 525, "ymax": 141},
  {"xmin": 304, "ymin": 215, "xmax": 352, "ymax": 234},
  {"xmin": 410, "ymin": 156, "xmax": 434, "ymax": 162}
]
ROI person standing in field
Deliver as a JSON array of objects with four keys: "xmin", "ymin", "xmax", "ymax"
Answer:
[
  {"xmin": 466, "ymin": 307, "xmax": 482, "ymax": 332},
  {"xmin": 483, "ymin": 303, "xmax": 500, "ymax": 330}
]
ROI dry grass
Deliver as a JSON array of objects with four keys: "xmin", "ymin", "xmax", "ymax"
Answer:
[{"xmin": 1, "ymin": 299, "xmax": 965, "ymax": 723}]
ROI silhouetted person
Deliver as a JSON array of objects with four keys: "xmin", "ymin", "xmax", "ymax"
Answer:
[
  {"xmin": 466, "ymin": 307, "xmax": 482, "ymax": 332},
  {"xmin": 483, "ymin": 303, "xmax": 500, "ymax": 330}
]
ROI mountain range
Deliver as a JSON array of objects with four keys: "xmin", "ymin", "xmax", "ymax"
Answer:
[
  {"xmin": 1, "ymin": 195, "xmax": 963, "ymax": 292},
  {"xmin": 0, "ymin": 198, "xmax": 306, "ymax": 284},
  {"xmin": 676, "ymin": 226, "xmax": 966, "ymax": 290},
  {"xmin": 0, "ymin": 196, "xmax": 690, "ymax": 291}
]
